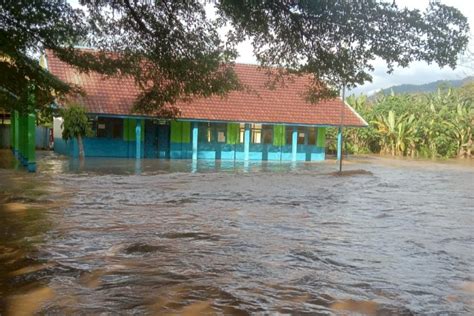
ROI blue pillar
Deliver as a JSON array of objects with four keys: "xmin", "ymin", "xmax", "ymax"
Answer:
[
  {"xmin": 192, "ymin": 122, "xmax": 198, "ymax": 160},
  {"xmin": 135, "ymin": 119, "xmax": 141, "ymax": 159},
  {"xmin": 244, "ymin": 123, "xmax": 250, "ymax": 161},
  {"xmin": 12, "ymin": 111, "xmax": 19, "ymax": 157},
  {"xmin": 26, "ymin": 113, "xmax": 36, "ymax": 172},
  {"xmin": 135, "ymin": 159, "xmax": 142, "ymax": 175},
  {"xmin": 291, "ymin": 126, "xmax": 297, "ymax": 161},
  {"xmin": 337, "ymin": 127, "xmax": 342, "ymax": 161}
]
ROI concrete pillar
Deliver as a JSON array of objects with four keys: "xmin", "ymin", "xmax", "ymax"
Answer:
[
  {"xmin": 26, "ymin": 113, "xmax": 36, "ymax": 172},
  {"xmin": 291, "ymin": 126, "xmax": 297, "ymax": 161},
  {"xmin": 135, "ymin": 159, "xmax": 141, "ymax": 175},
  {"xmin": 10, "ymin": 112, "xmax": 14, "ymax": 151},
  {"xmin": 192, "ymin": 122, "xmax": 198, "ymax": 160},
  {"xmin": 337, "ymin": 127, "xmax": 343, "ymax": 161},
  {"xmin": 135, "ymin": 119, "xmax": 141, "ymax": 159},
  {"xmin": 12, "ymin": 111, "xmax": 19, "ymax": 155},
  {"xmin": 19, "ymin": 114, "xmax": 25, "ymax": 162},
  {"xmin": 244, "ymin": 123, "xmax": 250, "ymax": 161}
]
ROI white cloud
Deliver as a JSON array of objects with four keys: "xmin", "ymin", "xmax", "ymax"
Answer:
[
  {"xmin": 231, "ymin": 0, "xmax": 474, "ymax": 94},
  {"xmin": 350, "ymin": 0, "xmax": 474, "ymax": 95}
]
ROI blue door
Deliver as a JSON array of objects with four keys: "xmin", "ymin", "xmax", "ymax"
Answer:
[
  {"xmin": 157, "ymin": 124, "xmax": 170, "ymax": 159},
  {"xmin": 145, "ymin": 121, "xmax": 170, "ymax": 159},
  {"xmin": 144, "ymin": 121, "xmax": 158, "ymax": 158}
]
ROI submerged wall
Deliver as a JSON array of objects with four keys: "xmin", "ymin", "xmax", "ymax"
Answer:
[
  {"xmin": 55, "ymin": 137, "xmax": 145, "ymax": 159},
  {"xmin": 54, "ymin": 116, "xmax": 327, "ymax": 161},
  {"xmin": 167, "ymin": 121, "xmax": 326, "ymax": 161},
  {"xmin": 53, "ymin": 117, "xmax": 144, "ymax": 158}
]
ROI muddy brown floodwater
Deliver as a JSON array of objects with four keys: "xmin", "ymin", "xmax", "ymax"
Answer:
[{"xmin": 0, "ymin": 150, "xmax": 473, "ymax": 315}]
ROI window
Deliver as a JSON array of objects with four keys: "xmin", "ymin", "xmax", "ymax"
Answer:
[
  {"xmin": 239, "ymin": 123, "xmax": 245, "ymax": 143},
  {"xmin": 215, "ymin": 123, "xmax": 226, "ymax": 143},
  {"xmin": 112, "ymin": 119, "xmax": 123, "ymax": 139},
  {"xmin": 308, "ymin": 127, "xmax": 317, "ymax": 145},
  {"xmin": 199, "ymin": 122, "xmax": 213, "ymax": 143},
  {"xmin": 96, "ymin": 117, "xmax": 123, "ymax": 138},
  {"xmin": 284, "ymin": 127, "xmax": 315, "ymax": 145},
  {"xmin": 198, "ymin": 123, "xmax": 226, "ymax": 143},
  {"xmin": 236, "ymin": 124, "xmax": 270, "ymax": 144},
  {"xmin": 89, "ymin": 117, "xmax": 97, "ymax": 138},
  {"xmin": 286, "ymin": 126, "xmax": 293, "ymax": 145},
  {"xmin": 262, "ymin": 125, "xmax": 273, "ymax": 144},
  {"xmin": 96, "ymin": 118, "xmax": 107, "ymax": 138},
  {"xmin": 251, "ymin": 124, "xmax": 262, "ymax": 144},
  {"xmin": 297, "ymin": 127, "xmax": 305, "ymax": 144}
]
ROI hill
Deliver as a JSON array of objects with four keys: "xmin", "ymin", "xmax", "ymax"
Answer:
[{"xmin": 377, "ymin": 76, "xmax": 474, "ymax": 95}]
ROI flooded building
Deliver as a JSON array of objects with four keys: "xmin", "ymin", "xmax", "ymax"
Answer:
[{"xmin": 45, "ymin": 52, "xmax": 367, "ymax": 161}]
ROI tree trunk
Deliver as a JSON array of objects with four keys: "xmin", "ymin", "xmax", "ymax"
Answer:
[{"xmin": 77, "ymin": 134, "xmax": 85, "ymax": 160}]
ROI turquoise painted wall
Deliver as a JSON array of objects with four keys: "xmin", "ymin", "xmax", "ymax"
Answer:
[
  {"xmin": 195, "ymin": 142, "xmax": 324, "ymax": 161},
  {"xmin": 54, "ymin": 116, "xmax": 327, "ymax": 161},
  {"xmin": 54, "ymin": 137, "xmax": 144, "ymax": 158}
]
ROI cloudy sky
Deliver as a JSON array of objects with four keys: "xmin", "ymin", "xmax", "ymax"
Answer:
[{"xmin": 230, "ymin": 0, "xmax": 474, "ymax": 95}]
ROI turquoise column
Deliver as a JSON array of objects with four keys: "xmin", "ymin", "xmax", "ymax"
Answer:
[
  {"xmin": 135, "ymin": 119, "xmax": 141, "ymax": 159},
  {"xmin": 26, "ymin": 113, "xmax": 36, "ymax": 172},
  {"xmin": 192, "ymin": 122, "xmax": 198, "ymax": 160},
  {"xmin": 10, "ymin": 112, "xmax": 14, "ymax": 152},
  {"xmin": 12, "ymin": 111, "xmax": 19, "ymax": 156},
  {"xmin": 244, "ymin": 123, "xmax": 250, "ymax": 161},
  {"xmin": 337, "ymin": 127, "xmax": 343, "ymax": 161},
  {"xmin": 19, "ymin": 114, "xmax": 25, "ymax": 163},
  {"xmin": 291, "ymin": 126, "xmax": 297, "ymax": 161}
]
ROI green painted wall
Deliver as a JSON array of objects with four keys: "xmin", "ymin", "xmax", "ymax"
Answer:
[
  {"xmin": 27, "ymin": 113, "xmax": 35, "ymax": 161},
  {"xmin": 317, "ymin": 127, "xmax": 326, "ymax": 147},
  {"xmin": 11, "ymin": 109, "xmax": 36, "ymax": 171},
  {"xmin": 273, "ymin": 125, "xmax": 285, "ymax": 146},
  {"xmin": 226, "ymin": 123, "xmax": 240, "ymax": 145},
  {"xmin": 123, "ymin": 118, "xmax": 144, "ymax": 141},
  {"xmin": 170, "ymin": 121, "xmax": 191, "ymax": 143}
]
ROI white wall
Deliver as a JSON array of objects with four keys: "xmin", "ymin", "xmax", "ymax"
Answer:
[{"xmin": 53, "ymin": 117, "xmax": 63, "ymax": 139}]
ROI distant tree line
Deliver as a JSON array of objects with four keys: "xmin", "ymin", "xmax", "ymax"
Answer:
[{"xmin": 333, "ymin": 84, "xmax": 474, "ymax": 159}]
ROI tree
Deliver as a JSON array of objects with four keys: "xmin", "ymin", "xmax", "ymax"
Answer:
[
  {"xmin": 0, "ymin": 0, "xmax": 240, "ymax": 116},
  {"xmin": 217, "ymin": 1, "xmax": 469, "ymax": 89},
  {"xmin": 1, "ymin": 0, "xmax": 470, "ymax": 114},
  {"xmin": 0, "ymin": 1, "xmax": 88, "ymax": 113},
  {"xmin": 342, "ymin": 86, "xmax": 473, "ymax": 159},
  {"xmin": 61, "ymin": 104, "xmax": 92, "ymax": 160}
]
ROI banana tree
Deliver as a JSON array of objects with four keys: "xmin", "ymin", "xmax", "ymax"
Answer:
[
  {"xmin": 444, "ymin": 102, "xmax": 474, "ymax": 157},
  {"xmin": 396, "ymin": 113, "xmax": 417, "ymax": 156},
  {"xmin": 373, "ymin": 110, "xmax": 404, "ymax": 155}
]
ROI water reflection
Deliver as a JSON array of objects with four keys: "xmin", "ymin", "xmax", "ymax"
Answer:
[
  {"xmin": 0, "ymin": 150, "xmax": 473, "ymax": 314},
  {"xmin": 0, "ymin": 163, "xmax": 59, "ymax": 315}
]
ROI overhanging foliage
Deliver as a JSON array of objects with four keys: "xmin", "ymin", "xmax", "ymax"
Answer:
[{"xmin": 0, "ymin": 0, "xmax": 470, "ymax": 115}]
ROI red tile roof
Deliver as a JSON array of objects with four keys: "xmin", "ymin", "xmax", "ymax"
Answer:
[{"xmin": 46, "ymin": 51, "xmax": 367, "ymax": 127}]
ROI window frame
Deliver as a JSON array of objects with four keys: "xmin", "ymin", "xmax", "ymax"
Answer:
[
  {"xmin": 285, "ymin": 126, "xmax": 293, "ymax": 145},
  {"xmin": 307, "ymin": 127, "xmax": 318, "ymax": 145},
  {"xmin": 96, "ymin": 117, "xmax": 107, "ymax": 138},
  {"xmin": 297, "ymin": 127, "xmax": 306, "ymax": 145},
  {"xmin": 251, "ymin": 124, "xmax": 262, "ymax": 144},
  {"xmin": 239, "ymin": 123, "xmax": 246, "ymax": 144},
  {"xmin": 261, "ymin": 125, "xmax": 273, "ymax": 144},
  {"xmin": 214, "ymin": 123, "xmax": 227, "ymax": 143},
  {"xmin": 112, "ymin": 119, "xmax": 124, "ymax": 139},
  {"xmin": 198, "ymin": 122, "xmax": 213, "ymax": 143}
]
